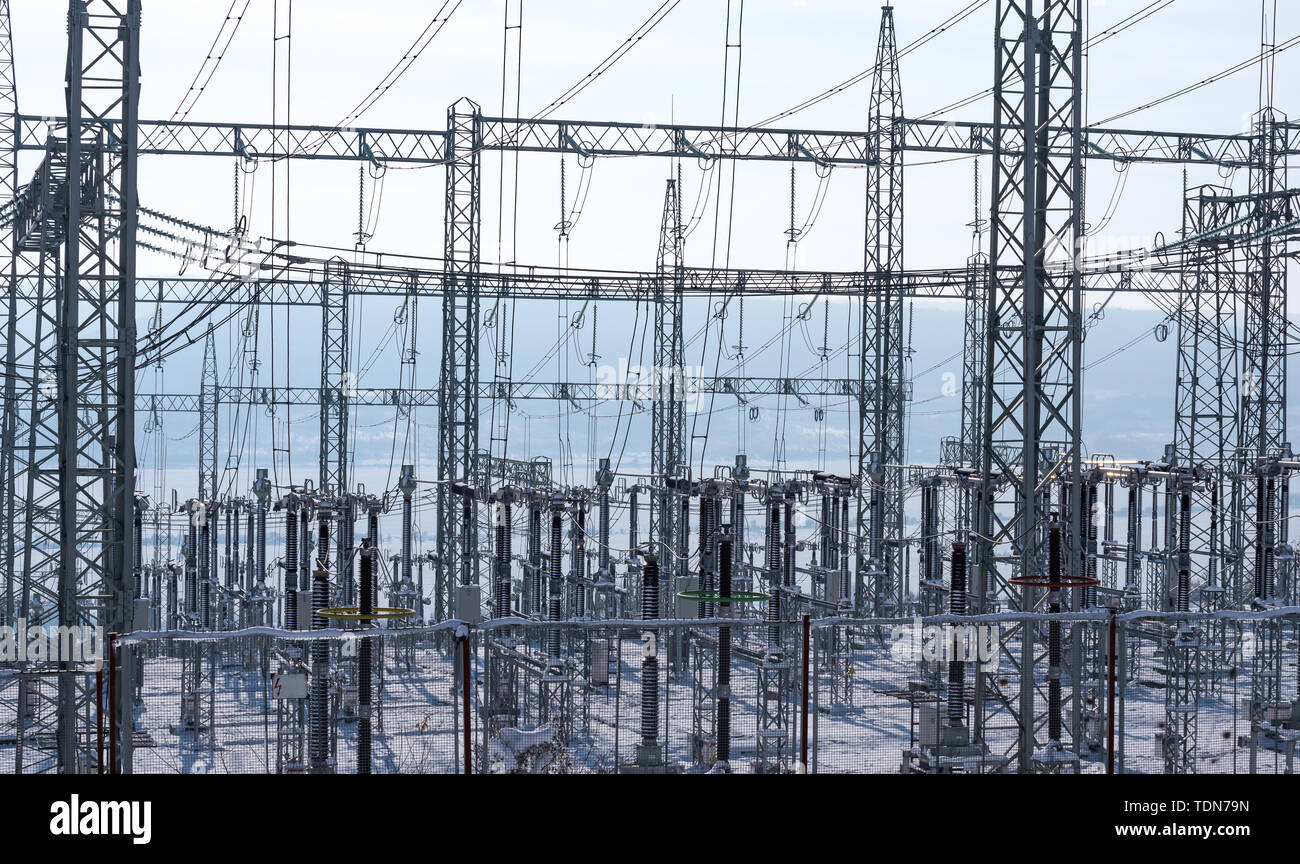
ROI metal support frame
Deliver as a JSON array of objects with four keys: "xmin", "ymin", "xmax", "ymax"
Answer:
[
  {"xmin": 860, "ymin": 5, "xmax": 906, "ymax": 616},
  {"xmin": 29, "ymin": 0, "xmax": 143, "ymax": 774},
  {"xmin": 320, "ymin": 259, "xmax": 350, "ymax": 496},
  {"xmin": 651, "ymin": 178, "xmax": 685, "ymax": 616},
  {"xmin": 437, "ymin": 99, "xmax": 482, "ymax": 616},
  {"xmin": 980, "ymin": 0, "xmax": 1084, "ymax": 771},
  {"xmin": 1173, "ymin": 184, "xmax": 1240, "ymax": 610}
]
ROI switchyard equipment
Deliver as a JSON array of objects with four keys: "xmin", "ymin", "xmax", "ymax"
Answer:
[{"xmin": 0, "ymin": 0, "xmax": 1297, "ymax": 774}]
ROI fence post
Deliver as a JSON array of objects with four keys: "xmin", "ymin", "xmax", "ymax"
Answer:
[
  {"xmin": 1117, "ymin": 617, "xmax": 1126, "ymax": 774},
  {"xmin": 801, "ymin": 614, "xmax": 810, "ymax": 773},
  {"xmin": 1107, "ymin": 609, "xmax": 1116, "ymax": 775},
  {"xmin": 460, "ymin": 629, "xmax": 472, "ymax": 775}
]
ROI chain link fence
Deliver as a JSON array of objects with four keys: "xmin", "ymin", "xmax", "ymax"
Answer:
[{"xmin": 103, "ymin": 610, "xmax": 1299, "ymax": 774}]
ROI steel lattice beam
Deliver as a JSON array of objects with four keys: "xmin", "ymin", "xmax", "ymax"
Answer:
[{"xmin": 14, "ymin": 112, "xmax": 1286, "ymax": 167}]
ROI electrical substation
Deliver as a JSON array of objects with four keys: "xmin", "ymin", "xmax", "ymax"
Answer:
[{"xmin": 0, "ymin": 0, "xmax": 1298, "ymax": 776}]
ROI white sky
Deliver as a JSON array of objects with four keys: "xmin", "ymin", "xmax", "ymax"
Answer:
[
  {"xmin": 11, "ymin": 1, "xmax": 1296, "ymax": 279},
  {"xmin": 7, "ymin": 0, "xmax": 1297, "ymax": 498}
]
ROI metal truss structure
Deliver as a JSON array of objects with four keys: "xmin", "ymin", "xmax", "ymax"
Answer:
[{"xmin": 0, "ymin": 0, "xmax": 1294, "ymax": 775}]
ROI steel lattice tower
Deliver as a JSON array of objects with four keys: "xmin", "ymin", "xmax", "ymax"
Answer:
[
  {"xmin": 651, "ymin": 178, "xmax": 684, "ymax": 614},
  {"xmin": 320, "ymin": 258, "xmax": 350, "ymax": 497},
  {"xmin": 980, "ymin": 0, "xmax": 1084, "ymax": 771},
  {"xmin": 200, "ymin": 327, "xmax": 218, "ymax": 504},
  {"xmin": 438, "ymin": 98, "xmax": 483, "ymax": 609},
  {"xmin": 1173, "ymin": 184, "xmax": 1239, "ymax": 612},
  {"xmin": 860, "ymin": 4, "xmax": 905, "ymax": 615},
  {"xmin": 0, "ymin": 0, "xmax": 15, "ymax": 631},
  {"xmin": 7, "ymin": 0, "xmax": 145, "ymax": 773}
]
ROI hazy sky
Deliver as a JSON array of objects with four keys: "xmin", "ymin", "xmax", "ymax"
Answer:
[{"xmin": 8, "ymin": 1, "xmax": 1296, "ymax": 502}]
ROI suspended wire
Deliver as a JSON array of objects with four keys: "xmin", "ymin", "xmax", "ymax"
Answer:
[
  {"xmin": 528, "ymin": 0, "xmax": 683, "ymax": 123},
  {"xmin": 692, "ymin": 0, "xmax": 746, "ymax": 475},
  {"xmin": 293, "ymin": 1, "xmax": 463, "ymax": 160},
  {"xmin": 914, "ymin": 0, "xmax": 1179, "ymax": 122},
  {"xmin": 747, "ymin": 0, "xmax": 989, "ymax": 130},
  {"xmin": 168, "ymin": 0, "xmax": 254, "ymax": 123},
  {"xmin": 1097, "ymin": 31, "xmax": 1300, "ymax": 126}
]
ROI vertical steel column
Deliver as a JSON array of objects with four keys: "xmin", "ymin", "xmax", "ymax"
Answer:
[
  {"xmin": 650, "ymin": 179, "xmax": 684, "ymax": 612},
  {"xmin": 1164, "ymin": 485, "xmax": 1199, "ymax": 773},
  {"xmin": 980, "ymin": 0, "xmax": 1084, "ymax": 771},
  {"xmin": 1242, "ymin": 58, "xmax": 1288, "ymax": 471},
  {"xmin": 759, "ymin": 494, "xmax": 789, "ymax": 772},
  {"xmin": 957, "ymin": 162, "xmax": 989, "ymax": 469},
  {"xmin": 437, "ymin": 99, "xmax": 483, "ymax": 619},
  {"xmin": 860, "ymin": 4, "xmax": 906, "ymax": 617},
  {"xmin": 0, "ymin": 0, "xmax": 16, "ymax": 630},
  {"xmin": 1174, "ymin": 185, "xmax": 1240, "ymax": 602},
  {"xmin": 56, "ymin": 0, "xmax": 144, "ymax": 772},
  {"xmin": 319, "ymin": 260, "xmax": 350, "ymax": 500},
  {"xmin": 199, "ymin": 325, "xmax": 217, "ymax": 508}
]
